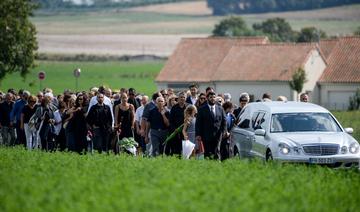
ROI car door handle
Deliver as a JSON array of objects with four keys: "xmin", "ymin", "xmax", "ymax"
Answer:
[{"xmin": 246, "ymin": 136, "xmax": 250, "ymax": 140}]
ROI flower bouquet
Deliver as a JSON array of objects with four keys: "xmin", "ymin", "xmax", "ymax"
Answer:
[{"xmin": 118, "ymin": 137, "xmax": 138, "ymax": 156}]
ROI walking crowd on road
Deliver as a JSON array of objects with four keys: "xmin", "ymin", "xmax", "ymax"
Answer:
[{"xmin": 0, "ymin": 85, "xmax": 310, "ymax": 160}]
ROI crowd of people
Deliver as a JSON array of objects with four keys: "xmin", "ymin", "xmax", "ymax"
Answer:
[{"xmin": 0, "ymin": 85, "xmax": 310, "ymax": 160}]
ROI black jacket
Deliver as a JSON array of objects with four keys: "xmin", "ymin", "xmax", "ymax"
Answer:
[
  {"xmin": 0, "ymin": 101, "xmax": 14, "ymax": 126},
  {"xmin": 86, "ymin": 104, "xmax": 113, "ymax": 130},
  {"xmin": 195, "ymin": 104, "xmax": 227, "ymax": 145},
  {"xmin": 186, "ymin": 96, "xmax": 197, "ymax": 105},
  {"xmin": 169, "ymin": 103, "xmax": 187, "ymax": 132}
]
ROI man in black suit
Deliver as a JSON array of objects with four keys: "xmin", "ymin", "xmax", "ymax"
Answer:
[{"xmin": 195, "ymin": 91, "xmax": 228, "ymax": 159}]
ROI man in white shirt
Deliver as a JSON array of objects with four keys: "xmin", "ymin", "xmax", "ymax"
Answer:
[{"xmin": 135, "ymin": 95, "xmax": 149, "ymax": 154}]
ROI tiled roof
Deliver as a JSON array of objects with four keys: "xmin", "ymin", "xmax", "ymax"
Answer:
[
  {"xmin": 319, "ymin": 39, "xmax": 339, "ymax": 60},
  {"xmin": 213, "ymin": 44, "xmax": 320, "ymax": 82},
  {"xmin": 155, "ymin": 37, "xmax": 269, "ymax": 83},
  {"xmin": 319, "ymin": 36, "xmax": 360, "ymax": 83}
]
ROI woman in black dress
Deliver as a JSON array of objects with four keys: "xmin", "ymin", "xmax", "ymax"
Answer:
[
  {"xmin": 114, "ymin": 93, "xmax": 135, "ymax": 152},
  {"xmin": 65, "ymin": 94, "xmax": 88, "ymax": 153}
]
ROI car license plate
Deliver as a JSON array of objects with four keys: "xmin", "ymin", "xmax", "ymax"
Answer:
[{"xmin": 309, "ymin": 158, "xmax": 334, "ymax": 164}]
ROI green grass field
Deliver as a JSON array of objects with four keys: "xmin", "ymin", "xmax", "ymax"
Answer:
[
  {"xmin": 0, "ymin": 147, "xmax": 359, "ymax": 211},
  {"xmin": 0, "ymin": 60, "xmax": 163, "ymax": 96},
  {"xmin": 333, "ymin": 111, "xmax": 360, "ymax": 142}
]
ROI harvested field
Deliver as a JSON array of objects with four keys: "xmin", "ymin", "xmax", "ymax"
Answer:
[
  {"xmin": 33, "ymin": 3, "xmax": 360, "ymax": 56},
  {"xmin": 37, "ymin": 34, "xmax": 208, "ymax": 56}
]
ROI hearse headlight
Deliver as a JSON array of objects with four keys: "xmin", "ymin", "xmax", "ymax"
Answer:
[
  {"xmin": 349, "ymin": 142, "xmax": 359, "ymax": 154},
  {"xmin": 279, "ymin": 143, "xmax": 290, "ymax": 155},
  {"xmin": 340, "ymin": 146, "xmax": 348, "ymax": 154}
]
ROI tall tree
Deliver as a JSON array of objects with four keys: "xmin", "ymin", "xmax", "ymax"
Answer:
[
  {"xmin": 253, "ymin": 18, "xmax": 295, "ymax": 42},
  {"xmin": 212, "ymin": 16, "xmax": 253, "ymax": 37},
  {"xmin": 289, "ymin": 68, "xmax": 307, "ymax": 101},
  {"xmin": 297, "ymin": 27, "xmax": 327, "ymax": 42},
  {"xmin": 0, "ymin": 0, "xmax": 38, "ymax": 81}
]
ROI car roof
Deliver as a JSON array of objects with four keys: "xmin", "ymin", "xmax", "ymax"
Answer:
[{"xmin": 246, "ymin": 101, "xmax": 330, "ymax": 114}]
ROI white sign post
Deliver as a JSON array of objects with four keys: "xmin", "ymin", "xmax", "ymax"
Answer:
[{"xmin": 73, "ymin": 68, "xmax": 81, "ymax": 92}]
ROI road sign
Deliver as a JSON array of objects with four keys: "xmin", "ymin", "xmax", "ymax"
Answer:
[{"xmin": 38, "ymin": 71, "xmax": 45, "ymax": 80}]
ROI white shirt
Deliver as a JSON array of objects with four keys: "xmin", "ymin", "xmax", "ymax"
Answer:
[
  {"xmin": 53, "ymin": 110, "xmax": 62, "ymax": 135},
  {"xmin": 87, "ymin": 95, "xmax": 114, "ymax": 127},
  {"xmin": 135, "ymin": 105, "xmax": 145, "ymax": 124},
  {"xmin": 190, "ymin": 96, "xmax": 197, "ymax": 105},
  {"xmin": 208, "ymin": 104, "xmax": 216, "ymax": 116}
]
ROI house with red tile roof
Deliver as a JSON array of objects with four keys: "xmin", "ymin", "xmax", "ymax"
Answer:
[
  {"xmin": 318, "ymin": 36, "xmax": 360, "ymax": 110},
  {"xmin": 156, "ymin": 36, "xmax": 360, "ymax": 110},
  {"xmin": 156, "ymin": 36, "xmax": 269, "ymax": 88},
  {"xmin": 213, "ymin": 43, "xmax": 326, "ymax": 104}
]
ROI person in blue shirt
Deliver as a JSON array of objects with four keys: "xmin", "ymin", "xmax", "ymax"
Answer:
[
  {"xmin": 10, "ymin": 90, "xmax": 30, "ymax": 146},
  {"xmin": 220, "ymin": 101, "xmax": 235, "ymax": 161}
]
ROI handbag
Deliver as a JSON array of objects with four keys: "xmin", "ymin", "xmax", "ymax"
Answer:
[
  {"xmin": 182, "ymin": 140, "xmax": 195, "ymax": 159},
  {"xmin": 28, "ymin": 114, "xmax": 38, "ymax": 132},
  {"xmin": 28, "ymin": 107, "xmax": 44, "ymax": 132}
]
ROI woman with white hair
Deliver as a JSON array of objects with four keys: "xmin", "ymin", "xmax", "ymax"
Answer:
[{"xmin": 33, "ymin": 95, "xmax": 56, "ymax": 151}]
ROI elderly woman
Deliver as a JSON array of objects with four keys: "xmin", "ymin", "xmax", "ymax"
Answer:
[{"xmin": 33, "ymin": 94, "xmax": 56, "ymax": 151}]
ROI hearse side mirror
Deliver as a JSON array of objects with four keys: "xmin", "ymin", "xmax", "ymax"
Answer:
[
  {"xmin": 255, "ymin": 129, "xmax": 266, "ymax": 136},
  {"xmin": 344, "ymin": 128, "xmax": 353, "ymax": 134}
]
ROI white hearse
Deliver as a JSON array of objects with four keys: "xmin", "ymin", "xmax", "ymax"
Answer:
[{"xmin": 230, "ymin": 101, "xmax": 360, "ymax": 168}]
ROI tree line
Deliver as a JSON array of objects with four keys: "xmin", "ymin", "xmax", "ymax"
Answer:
[
  {"xmin": 212, "ymin": 17, "xmax": 328, "ymax": 43},
  {"xmin": 207, "ymin": 0, "xmax": 360, "ymax": 15},
  {"xmin": 33, "ymin": 0, "xmax": 193, "ymax": 10}
]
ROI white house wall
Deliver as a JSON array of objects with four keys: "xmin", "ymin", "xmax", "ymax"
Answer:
[
  {"xmin": 214, "ymin": 81, "xmax": 293, "ymax": 103},
  {"xmin": 319, "ymin": 83, "xmax": 360, "ymax": 110},
  {"xmin": 157, "ymin": 82, "xmax": 214, "ymax": 93},
  {"xmin": 303, "ymin": 49, "xmax": 327, "ymax": 104}
]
